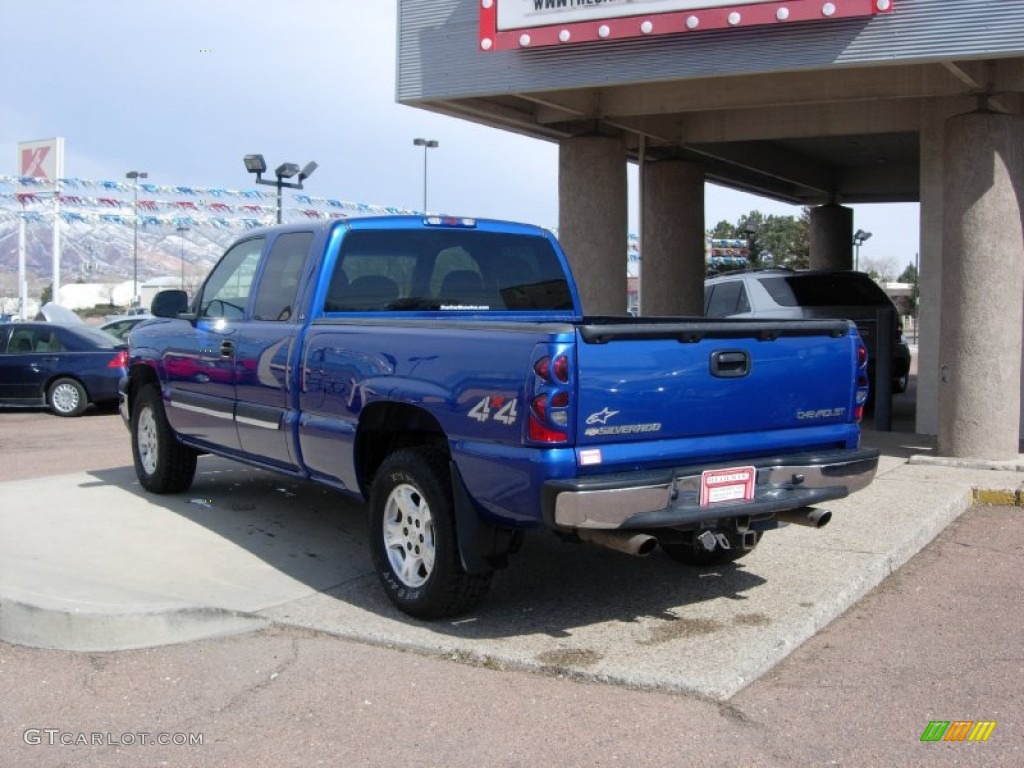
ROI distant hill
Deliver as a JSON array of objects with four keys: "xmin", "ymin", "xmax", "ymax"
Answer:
[{"xmin": 0, "ymin": 219, "xmax": 232, "ymax": 295}]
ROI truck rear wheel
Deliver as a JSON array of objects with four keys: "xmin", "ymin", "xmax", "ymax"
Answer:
[
  {"xmin": 131, "ymin": 384, "xmax": 197, "ymax": 494},
  {"xmin": 660, "ymin": 529, "xmax": 762, "ymax": 567},
  {"xmin": 369, "ymin": 447, "xmax": 492, "ymax": 619}
]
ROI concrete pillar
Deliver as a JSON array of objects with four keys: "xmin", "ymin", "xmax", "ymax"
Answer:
[
  {"xmin": 937, "ymin": 111, "xmax": 1024, "ymax": 459},
  {"xmin": 809, "ymin": 204, "xmax": 853, "ymax": 271},
  {"xmin": 915, "ymin": 103, "xmax": 948, "ymax": 436},
  {"xmin": 558, "ymin": 135, "xmax": 628, "ymax": 315},
  {"xmin": 640, "ymin": 159, "xmax": 705, "ymax": 316}
]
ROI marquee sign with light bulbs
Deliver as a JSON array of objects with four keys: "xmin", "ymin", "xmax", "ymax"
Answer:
[{"xmin": 479, "ymin": 0, "xmax": 894, "ymax": 52}]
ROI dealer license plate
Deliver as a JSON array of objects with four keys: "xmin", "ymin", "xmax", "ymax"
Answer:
[{"xmin": 699, "ymin": 466, "xmax": 756, "ymax": 506}]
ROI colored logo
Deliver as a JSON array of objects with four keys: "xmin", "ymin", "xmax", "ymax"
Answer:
[{"xmin": 920, "ymin": 721, "xmax": 996, "ymax": 742}]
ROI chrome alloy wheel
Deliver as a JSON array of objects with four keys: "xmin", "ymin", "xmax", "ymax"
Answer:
[
  {"xmin": 50, "ymin": 382, "xmax": 81, "ymax": 414},
  {"xmin": 136, "ymin": 405, "xmax": 159, "ymax": 476},
  {"xmin": 382, "ymin": 483, "xmax": 436, "ymax": 588}
]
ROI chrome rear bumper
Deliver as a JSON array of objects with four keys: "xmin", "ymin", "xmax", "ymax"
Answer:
[{"xmin": 545, "ymin": 447, "xmax": 880, "ymax": 530}]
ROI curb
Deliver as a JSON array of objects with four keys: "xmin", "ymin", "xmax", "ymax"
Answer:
[{"xmin": 0, "ymin": 598, "xmax": 269, "ymax": 653}]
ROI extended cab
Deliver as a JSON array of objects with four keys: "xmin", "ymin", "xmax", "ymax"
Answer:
[{"xmin": 122, "ymin": 215, "xmax": 879, "ymax": 618}]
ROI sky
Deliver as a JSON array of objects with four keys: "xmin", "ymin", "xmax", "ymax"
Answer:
[{"xmin": 0, "ymin": 0, "xmax": 920, "ymax": 273}]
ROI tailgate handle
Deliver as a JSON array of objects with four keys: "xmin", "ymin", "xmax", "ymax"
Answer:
[{"xmin": 710, "ymin": 350, "xmax": 750, "ymax": 378}]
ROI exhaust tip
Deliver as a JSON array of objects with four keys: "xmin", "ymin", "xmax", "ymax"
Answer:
[
  {"xmin": 775, "ymin": 507, "xmax": 832, "ymax": 528},
  {"xmin": 576, "ymin": 529, "xmax": 658, "ymax": 557},
  {"xmin": 635, "ymin": 536, "xmax": 659, "ymax": 557}
]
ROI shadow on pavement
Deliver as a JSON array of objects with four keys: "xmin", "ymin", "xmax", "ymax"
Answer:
[{"xmin": 83, "ymin": 458, "xmax": 768, "ymax": 639}]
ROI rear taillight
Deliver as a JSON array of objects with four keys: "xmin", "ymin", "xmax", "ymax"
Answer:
[
  {"xmin": 528, "ymin": 350, "xmax": 573, "ymax": 444},
  {"xmin": 108, "ymin": 350, "xmax": 128, "ymax": 369},
  {"xmin": 857, "ymin": 344, "xmax": 868, "ymax": 368},
  {"xmin": 854, "ymin": 340, "xmax": 870, "ymax": 422}
]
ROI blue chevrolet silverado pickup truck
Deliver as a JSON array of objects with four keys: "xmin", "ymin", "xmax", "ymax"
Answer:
[{"xmin": 121, "ymin": 214, "xmax": 879, "ymax": 618}]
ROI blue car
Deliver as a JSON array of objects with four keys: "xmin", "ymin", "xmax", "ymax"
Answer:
[{"xmin": 0, "ymin": 322, "xmax": 127, "ymax": 416}]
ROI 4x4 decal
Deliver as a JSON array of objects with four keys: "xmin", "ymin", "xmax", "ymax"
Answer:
[{"xmin": 469, "ymin": 396, "xmax": 518, "ymax": 425}]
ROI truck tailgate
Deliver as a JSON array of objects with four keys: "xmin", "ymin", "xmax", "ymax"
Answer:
[{"xmin": 574, "ymin": 318, "xmax": 858, "ymax": 445}]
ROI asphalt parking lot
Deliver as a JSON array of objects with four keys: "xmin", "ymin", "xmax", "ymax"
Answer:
[{"xmin": 1, "ymin": 392, "xmax": 1022, "ymax": 766}]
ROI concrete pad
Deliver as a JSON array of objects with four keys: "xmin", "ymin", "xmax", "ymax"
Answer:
[
  {"xmin": 258, "ymin": 459, "xmax": 983, "ymax": 700},
  {"xmin": 0, "ymin": 441, "xmax": 1017, "ymax": 699},
  {"xmin": 0, "ymin": 459, "xmax": 370, "ymax": 651}
]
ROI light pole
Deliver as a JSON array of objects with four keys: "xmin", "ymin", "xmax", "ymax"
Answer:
[
  {"xmin": 243, "ymin": 154, "xmax": 317, "ymax": 224},
  {"xmin": 853, "ymin": 228, "xmax": 872, "ymax": 271},
  {"xmin": 413, "ymin": 137, "xmax": 438, "ymax": 212},
  {"xmin": 176, "ymin": 226, "xmax": 189, "ymax": 291},
  {"xmin": 126, "ymin": 170, "xmax": 147, "ymax": 306},
  {"xmin": 742, "ymin": 219, "xmax": 759, "ymax": 268}
]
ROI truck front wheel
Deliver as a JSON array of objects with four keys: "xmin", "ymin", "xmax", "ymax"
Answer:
[
  {"xmin": 131, "ymin": 384, "xmax": 197, "ymax": 494},
  {"xmin": 369, "ymin": 448, "xmax": 492, "ymax": 619}
]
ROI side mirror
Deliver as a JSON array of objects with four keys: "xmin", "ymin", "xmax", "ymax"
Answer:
[{"xmin": 151, "ymin": 290, "xmax": 189, "ymax": 318}]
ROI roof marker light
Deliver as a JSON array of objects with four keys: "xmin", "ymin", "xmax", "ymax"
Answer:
[{"xmin": 425, "ymin": 216, "xmax": 476, "ymax": 228}]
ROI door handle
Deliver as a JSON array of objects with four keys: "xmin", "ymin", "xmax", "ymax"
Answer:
[
  {"xmin": 710, "ymin": 350, "xmax": 750, "ymax": 378},
  {"xmin": 220, "ymin": 340, "xmax": 235, "ymax": 359}
]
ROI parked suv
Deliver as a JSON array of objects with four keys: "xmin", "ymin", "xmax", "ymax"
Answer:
[{"xmin": 704, "ymin": 269, "xmax": 911, "ymax": 393}]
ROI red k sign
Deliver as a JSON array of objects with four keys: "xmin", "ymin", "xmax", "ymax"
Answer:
[
  {"xmin": 21, "ymin": 146, "xmax": 51, "ymax": 178},
  {"xmin": 16, "ymin": 137, "xmax": 64, "ymax": 193}
]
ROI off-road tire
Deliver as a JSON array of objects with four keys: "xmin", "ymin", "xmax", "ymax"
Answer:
[
  {"xmin": 369, "ymin": 447, "xmax": 492, "ymax": 619},
  {"xmin": 131, "ymin": 384, "xmax": 197, "ymax": 494}
]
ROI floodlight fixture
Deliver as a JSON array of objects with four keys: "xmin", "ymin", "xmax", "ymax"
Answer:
[
  {"xmin": 299, "ymin": 161, "xmax": 318, "ymax": 181},
  {"xmin": 852, "ymin": 229, "xmax": 873, "ymax": 270},
  {"xmin": 242, "ymin": 153, "xmax": 318, "ymax": 224},
  {"xmin": 243, "ymin": 154, "xmax": 267, "ymax": 174}
]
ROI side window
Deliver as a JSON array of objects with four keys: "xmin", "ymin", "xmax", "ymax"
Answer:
[
  {"xmin": 251, "ymin": 232, "xmax": 313, "ymax": 322},
  {"xmin": 8, "ymin": 328, "xmax": 57, "ymax": 353},
  {"xmin": 706, "ymin": 281, "xmax": 748, "ymax": 317},
  {"xmin": 198, "ymin": 237, "xmax": 265, "ymax": 320}
]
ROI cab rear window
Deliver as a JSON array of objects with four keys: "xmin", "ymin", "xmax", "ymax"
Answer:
[{"xmin": 324, "ymin": 230, "xmax": 573, "ymax": 312}]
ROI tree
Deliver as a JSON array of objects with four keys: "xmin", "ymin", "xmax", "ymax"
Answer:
[
  {"xmin": 40, "ymin": 283, "xmax": 53, "ymax": 305},
  {"xmin": 710, "ymin": 220, "xmax": 739, "ymax": 239},
  {"xmin": 860, "ymin": 256, "xmax": 899, "ymax": 282},
  {"xmin": 732, "ymin": 209, "xmax": 809, "ymax": 270},
  {"xmin": 898, "ymin": 263, "xmax": 918, "ymax": 283}
]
